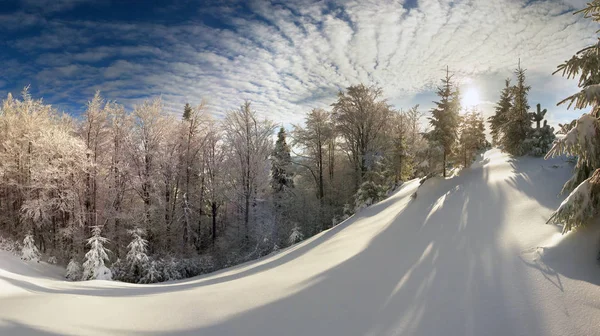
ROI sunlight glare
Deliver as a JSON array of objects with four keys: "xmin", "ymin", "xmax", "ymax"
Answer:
[{"xmin": 461, "ymin": 86, "xmax": 481, "ymax": 109}]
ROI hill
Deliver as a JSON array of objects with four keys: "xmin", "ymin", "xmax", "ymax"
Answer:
[{"xmin": 0, "ymin": 149, "xmax": 599, "ymax": 336}]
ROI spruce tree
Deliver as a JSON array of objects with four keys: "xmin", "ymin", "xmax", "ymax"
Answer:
[
  {"xmin": 21, "ymin": 233, "xmax": 40, "ymax": 262},
  {"xmin": 502, "ymin": 61, "xmax": 532, "ymax": 155},
  {"xmin": 82, "ymin": 226, "xmax": 112, "ymax": 280},
  {"xmin": 545, "ymin": 1, "xmax": 600, "ymax": 233},
  {"xmin": 125, "ymin": 228, "xmax": 149, "ymax": 282},
  {"xmin": 65, "ymin": 259, "xmax": 82, "ymax": 281},
  {"xmin": 271, "ymin": 127, "xmax": 294, "ymax": 192},
  {"xmin": 526, "ymin": 104, "xmax": 556, "ymax": 156},
  {"xmin": 459, "ymin": 110, "xmax": 486, "ymax": 167},
  {"xmin": 428, "ymin": 67, "xmax": 461, "ymax": 177},
  {"xmin": 183, "ymin": 103, "xmax": 192, "ymax": 120},
  {"xmin": 488, "ymin": 79, "xmax": 512, "ymax": 145}
]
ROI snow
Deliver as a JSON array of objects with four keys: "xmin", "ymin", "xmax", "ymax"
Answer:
[
  {"xmin": 1, "ymin": 149, "xmax": 600, "ymax": 335},
  {"xmin": 546, "ymin": 112, "xmax": 597, "ymax": 160}
]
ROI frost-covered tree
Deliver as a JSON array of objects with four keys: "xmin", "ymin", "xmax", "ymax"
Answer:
[
  {"xmin": 223, "ymin": 101, "xmax": 275, "ymax": 243},
  {"xmin": 82, "ymin": 226, "xmax": 112, "ymax": 280},
  {"xmin": 488, "ymin": 79, "xmax": 512, "ymax": 146},
  {"xmin": 288, "ymin": 225, "xmax": 304, "ymax": 245},
  {"xmin": 428, "ymin": 67, "xmax": 461, "ymax": 177},
  {"xmin": 127, "ymin": 98, "xmax": 170, "ymax": 250},
  {"xmin": 271, "ymin": 127, "xmax": 294, "ymax": 192},
  {"xmin": 203, "ymin": 121, "xmax": 227, "ymax": 246},
  {"xmin": 65, "ymin": 259, "xmax": 82, "ymax": 281},
  {"xmin": 80, "ymin": 92, "xmax": 109, "ymax": 237},
  {"xmin": 332, "ymin": 84, "xmax": 392, "ymax": 189},
  {"xmin": 292, "ymin": 108, "xmax": 335, "ymax": 200},
  {"xmin": 116, "ymin": 228, "xmax": 150, "ymax": 282},
  {"xmin": 178, "ymin": 102, "xmax": 208, "ymax": 252},
  {"xmin": 502, "ymin": 61, "xmax": 532, "ymax": 156},
  {"xmin": 21, "ymin": 233, "xmax": 40, "ymax": 262},
  {"xmin": 104, "ymin": 102, "xmax": 131, "ymax": 255},
  {"xmin": 545, "ymin": 1, "xmax": 600, "ymax": 233}
]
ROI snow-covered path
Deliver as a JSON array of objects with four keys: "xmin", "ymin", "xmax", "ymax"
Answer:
[{"xmin": 1, "ymin": 149, "xmax": 599, "ymax": 335}]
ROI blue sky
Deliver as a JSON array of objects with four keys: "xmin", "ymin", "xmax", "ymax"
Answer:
[{"xmin": 0, "ymin": 0, "xmax": 596, "ymax": 129}]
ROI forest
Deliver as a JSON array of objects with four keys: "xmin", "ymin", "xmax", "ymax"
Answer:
[{"xmin": 0, "ymin": 61, "xmax": 570, "ymax": 283}]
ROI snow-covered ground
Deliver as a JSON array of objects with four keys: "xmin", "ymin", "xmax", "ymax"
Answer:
[{"xmin": 1, "ymin": 149, "xmax": 599, "ymax": 335}]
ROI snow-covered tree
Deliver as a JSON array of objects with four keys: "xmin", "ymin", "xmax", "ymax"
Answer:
[
  {"xmin": 21, "ymin": 233, "xmax": 40, "ymax": 262},
  {"xmin": 82, "ymin": 226, "xmax": 112, "ymax": 280},
  {"xmin": 223, "ymin": 101, "xmax": 275, "ymax": 243},
  {"xmin": 332, "ymin": 84, "xmax": 392, "ymax": 189},
  {"xmin": 65, "ymin": 259, "xmax": 82, "ymax": 281},
  {"xmin": 292, "ymin": 109, "xmax": 335, "ymax": 200},
  {"xmin": 502, "ymin": 61, "xmax": 532, "ymax": 156},
  {"xmin": 122, "ymin": 228, "xmax": 150, "ymax": 282},
  {"xmin": 428, "ymin": 67, "xmax": 461, "ymax": 177},
  {"xmin": 288, "ymin": 225, "xmax": 304, "ymax": 245},
  {"xmin": 271, "ymin": 127, "xmax": 294, "ymax": 192},
  {"xmin": 203, "ymin": 121, "xmax": 227, "ymax": 246},
  {"xmin": 127, "ymin": 98, "xmax": 170, "ymax": 250},
  {"xmin": 545, "ymin": 1, "xmax": 600, "ymax": 233}
]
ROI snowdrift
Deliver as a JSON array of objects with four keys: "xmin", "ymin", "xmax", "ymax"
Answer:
[{"xmin": 1, "ymin": 149, "xmax": 599, "ymax": 336}]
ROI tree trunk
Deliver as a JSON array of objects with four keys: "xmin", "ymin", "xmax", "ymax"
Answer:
[
  {"xmin": 443, "ymin": 149, "xmax": 447, "ymax": 178},
  {"xmin": 211, "ymin": 202, "xmax": 217, "ymax": 245}
]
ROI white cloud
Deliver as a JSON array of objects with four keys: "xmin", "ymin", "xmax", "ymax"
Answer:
[{"xmin": 2, "ymin": 0, "xmax": 597, "ymax": 125}]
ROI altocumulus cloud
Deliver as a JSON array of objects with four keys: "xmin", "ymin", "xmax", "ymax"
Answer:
[{"xmin": 0, "ymin": 0, "xmax": 597, "ymax": 126}]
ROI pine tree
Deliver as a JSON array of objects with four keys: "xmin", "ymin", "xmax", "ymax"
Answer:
[
  {"xmin": 82, "ymin": 226, "xmax": 112, "ymax": 280},
  {"xmin": 183, "ymin": 103, "xmax": 192, "ymax": 120},
  {"xmin": 271, "ymin": 127, "xmax": 294, "ymax": 192},
  {"xmin": 21, "ymin": 233, "xmax": 40, "ymax": 262},
  {"xmin": 288, "ymin": 225, "xmax": 304, "ymax": 245},
  {"xmin": 458, "ymin": 110, "xmax": 486, "ymax": 167},
  {"xmin": 65, "ymin": 259, "xmax": 82, "ymax": 281},
  {"xmin": 545, "ymin": 1, "xmax": 600, "ymax": 233},
  {"xmin": 526, "ymin": 104, "xmax": 556, "ymax": 156},
  {"xmin": 502, "ymin": 61, "xmax": 532, "ymax": 155},
  {"xmin": 488, "ymin": 79, "xmax": 512, "ymax": 145},
  {"xmin": 428, "ymin": 67, "xmax": 461, "ymax": 177},
  {"xmin": 125, "ymin": 228, "xmax": 149, "ymax": 281}
]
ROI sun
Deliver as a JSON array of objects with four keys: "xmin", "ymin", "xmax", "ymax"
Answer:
[{"xmin": 461, "ymin": 86, "xmax": 481, "ymax": 109}]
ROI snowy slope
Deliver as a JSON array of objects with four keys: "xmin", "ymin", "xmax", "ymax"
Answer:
[{"xmin": 1, "ymin": 149, "xmax": 599, "ymax": 336}]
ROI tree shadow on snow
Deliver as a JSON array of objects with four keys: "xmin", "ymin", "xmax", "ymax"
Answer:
[
  {"xmin": 0, "ymin": 182, "xmax": 421, "ymax": 298},
  {"xmin": 104, "ymin": 160, "xmax": 547, "ymax": 336},
  {"xmin": 0, "ymin": 320, "xmax": 65, "ymax": 336}
]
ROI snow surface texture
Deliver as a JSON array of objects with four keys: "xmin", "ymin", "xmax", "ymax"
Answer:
[{"xmin": 1, "ymin": 149, "xmax": 599, "ymax": 335}]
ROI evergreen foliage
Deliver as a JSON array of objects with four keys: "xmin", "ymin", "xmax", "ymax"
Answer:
[
  {"xmin": 502, "ymin": 61, "xmax": 532, "ymax": 156},
  {"xmin": 545, "ymin": 1, "xmax": 600, "ymax": 233},
  {"xmin": 0, "ymin": 85, "xmax": 430, "ymax": 283},
  {"xmin": 271, "ymin": 127, "xmax": 294, "ymax": 192},
  {"xmin": 65, "ymin": 259, "xmax": 82, "ymax": 281},
  {"xmin": 428, "ymin": 67, "xmax": 461, "ymax": 177},
  {"xmin": 458, "ymin": 109, "xmax": 486, "ymax": 167},
  {"xmin": 488, "ymin": 79, "xmax": 512, "ymax": 145},
  {"xmin": 20, "ymin": 233, "xmax": 40, "ymax": 262},
  {"xmin": 82, "ymin": 226, "xmax": 112, "ymax": 280},
  {"xmin": 288, "ymin": 225, "xmax": 304, "ymax": 245},
  {"xmin": 183, "ymin": 103, "xmax": 192, "ymax": 120},
  {"xmin": 525, "ymin": 104, "xmax": 556, "ymax": 156}
]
